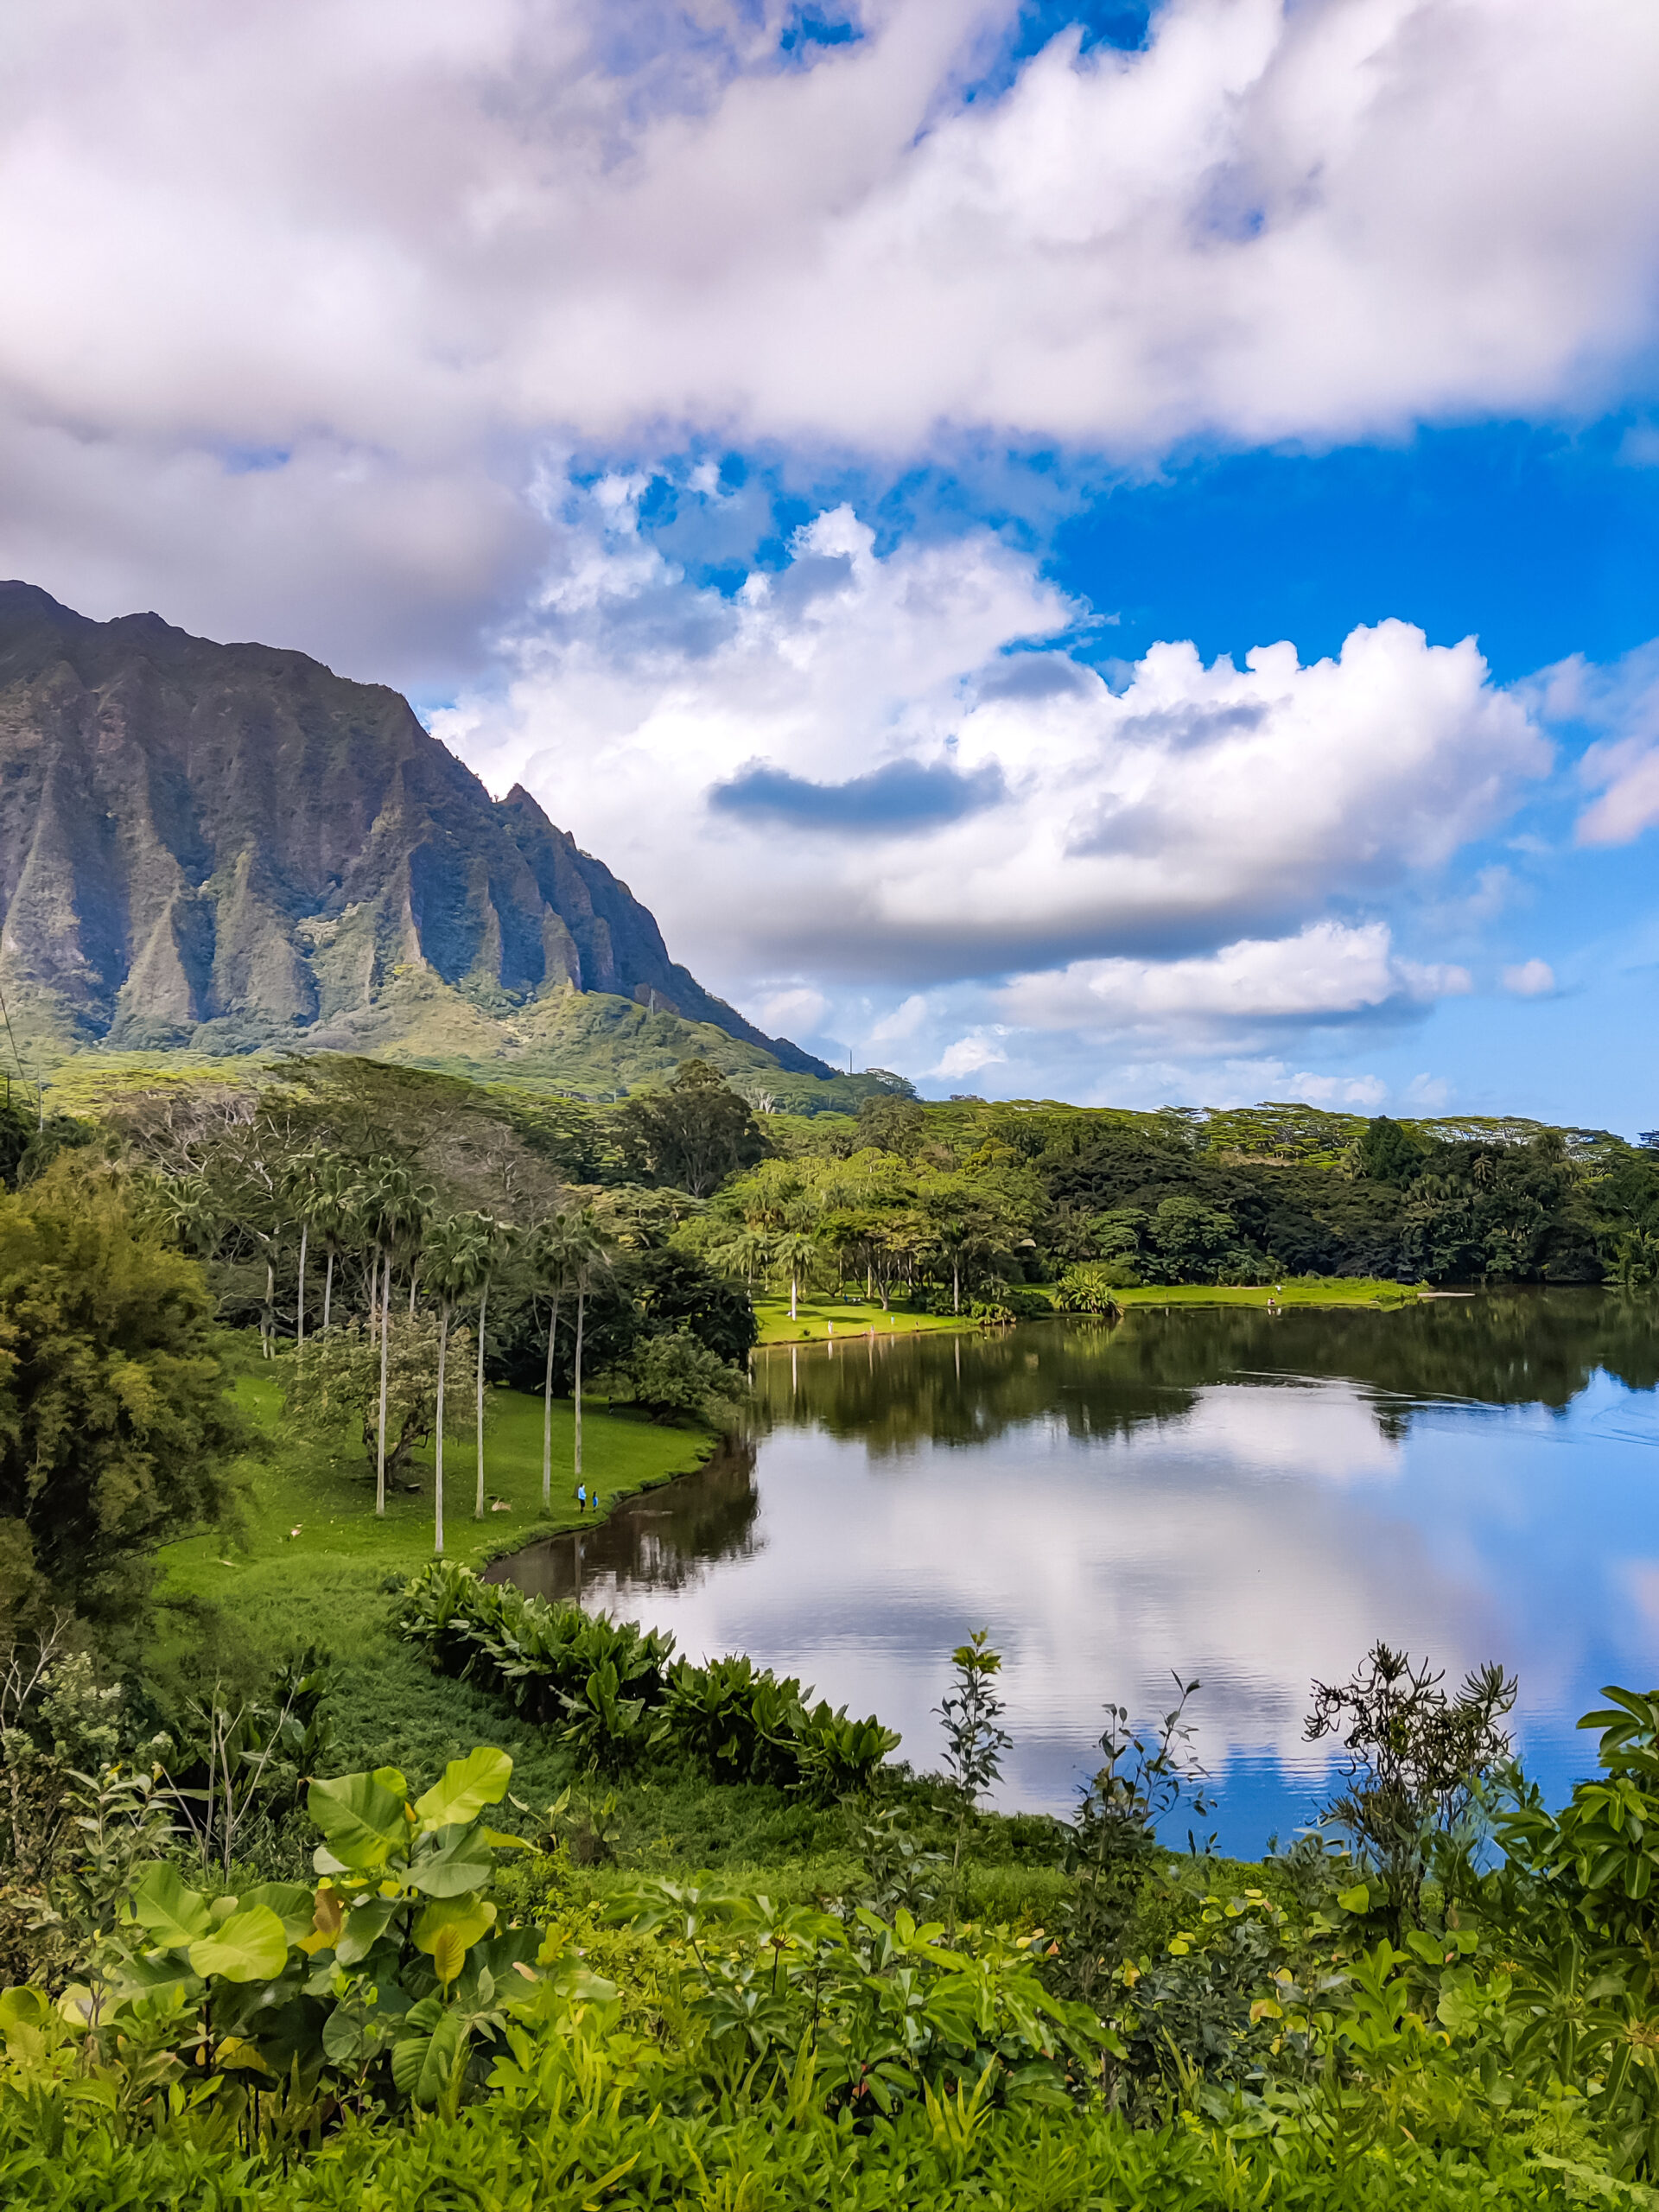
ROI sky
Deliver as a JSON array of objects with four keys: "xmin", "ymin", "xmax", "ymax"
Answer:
[{"xmin": 5, "ymin": 0, "xmax": 1659, "ymax": 1128}]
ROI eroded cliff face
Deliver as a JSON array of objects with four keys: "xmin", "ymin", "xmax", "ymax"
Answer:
[{"xmin": 0, "ymin": 583, "xmax": 828, "ymax": 1075}]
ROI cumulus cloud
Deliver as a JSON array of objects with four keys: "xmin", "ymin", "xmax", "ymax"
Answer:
[
  {"xmin": 1502, "ymin": 958, "xmax": 1557, "ymax": 997},
  {"xmin": 444, "ymin": 484, "xmax": 1548, "ymax": 1011},
  {"xmin": 748, "ymin": 983, "xmax": 830, "ymax": 1037},
  {"xmin": 996, "ymin": 922, "xmax": 1471, "ymax": 1044},
  {"xmin": 2, "ymin": 0, "xmax": 1658, "ymax": 654},
  {"xmin": 1513, "ymin": 638, "xmax": 1659, "ymax": 846},
  {"xmin": 934, "ymin": 1034, "xmax": 1009, "ymax": 1081}
]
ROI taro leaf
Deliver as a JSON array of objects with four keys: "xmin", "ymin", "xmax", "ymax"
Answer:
[
  {"xmin": 308, "ymin": 1769, "xmax": 410, "ymax": 1872},
  {"xmin": 321, "ymin": 2007, "xmax": 367, "ymax": 2068},
  {"xmin": 414, "ymin": 1894, "xmax": 497, "ymax": 1966},
  {"xmin": 391, "ymin": 1999, "xmax": 466, "ymax": 2106},
  {"xmin": 213, "ymin": 2034, "xmax": 273, "ymax": 2074},
  {"xmin": 130, "ymin": 1862, "xmax": 213, "ymax": 1950},
  {"xmin": 188, "ymin": 1904, "xmax": 289, "ymax": 1984},
  {"xmin": 302, "ymin": 1888, "xmax": 345, "ymax": 1955},
  {"xmin": 335, "ymin": 1896, "xmax": 401, "ymax": 1968},
  {"xmin": 430, "ymin": 1925, "xmax": 467, "ymax": 1987},
  {"xmin": 0, "ymin": 1987, "xmax": 49, "ymax": 2034},
  {"xmin": 105, "ymin": 1953, "xmax": 200, "ymax": 2005},
  {"xmin": 407, "ymin": 1825, "xmax": 495, "ymax": 1898},
  {"xmin": 239, "ymin": 1884, "xmax": 321, "ymax": 1944},
  {"xmin": 412, "ymin": 1747, "xmax": 512, "ymax": 1834}
]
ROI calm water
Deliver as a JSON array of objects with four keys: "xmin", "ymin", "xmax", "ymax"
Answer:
[{"xmin": 493, "ymin": 1294, "xmax": 1659, "ymax": 1853}]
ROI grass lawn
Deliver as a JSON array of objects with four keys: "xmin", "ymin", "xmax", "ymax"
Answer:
[
  {"xmin": 752, "ymin": 1294, "xmax": 984, "ymax": 1344},
  {"xmin": 1114, "ymin": 1278, "xmax": 1417, "ymax": 1309},
  {"xmin": 156, "ymin": 1344, "xmax": 713, "ymax": 1802},
  {"xmin": 753, "ymin": 1280, "xmax": 1416, "ymax": 1342}
]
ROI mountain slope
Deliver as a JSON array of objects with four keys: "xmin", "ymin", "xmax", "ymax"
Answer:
[{"xmin": 0, "ymin": 582, "xmax": 830, "ymax": 1078}]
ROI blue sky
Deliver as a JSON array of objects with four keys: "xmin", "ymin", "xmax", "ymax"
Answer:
[{"xmin": 3, "ymin": 0, "xmax": 1658, "ymax": 1128}]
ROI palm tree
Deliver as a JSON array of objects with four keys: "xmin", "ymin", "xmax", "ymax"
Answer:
[
  {"xmin": 279, "ymin": 1147, "xmax": 327, "ymax": 1357},
  {"xmin": 772, "ymin": 1229, "xmax": 818, "ymax": 1321},
  {"xmin": 423, "ymin": 1212, "xmax": 495, "ymax": 1556},
  {"xmin": 561, "ymin": 1211, "xmax": 607, "ymax": 1491},
  {"xmin": 468, "ymin": 1214, "xmax": 512, "ymax": 1521},
  {"xmin": 308, "ymin": 1156, "xmax": 359, "ymax": 1333},
  {"xmin": 361, "ymin": 1162, "xmax": 432, "ymax": 1517},
  {"xmin": 155, "ymin": 1174, "xmax": 223, "ymax": 1260},
  {"xmin": 711, "ymin": 1225, "xmax": 771, "ymax": 1290},
  {"xmin": 527, "ymin": 1211, "xmax": 579, "ymax": 1512}
]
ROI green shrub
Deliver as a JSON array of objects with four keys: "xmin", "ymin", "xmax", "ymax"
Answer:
[
  {"xmin": 1055, "ymin": 1263, "xmax": 1128, "ymax": 1313},
  {"xmin": 397, "ymin": 1563, "xmax": 898, "ymax": 1794}
]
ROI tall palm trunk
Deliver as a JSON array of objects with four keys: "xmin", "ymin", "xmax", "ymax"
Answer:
[
  {"xmin": 434, "ymin": 1303, "xmax": 450, "ymax": 1555},
  {"xmin": 375, "ymin": 1248, "xmax": 391, "ymax": 1516},
  {"xmin": 296, "ymin": 1221, "xmax": 308, "ymax": 1355},
  {"xmin": 322, "ymin": 1249, "xmax": 334, "ymax": 1332},
  {"xmin": 408, "ymin": 1267, "xmax": 419, "ymax": 1317},
  {"xmin": 474, "ymin": 1277, "xmax": 490, "ymax": 1518},
  {"xmin": 952, "ymin": 1256, "xmax": 961, "ymax": 1314},
  {"xmin": 572, "ymin": 1283, "xmax": 586, "ymax": 1483},
  {"xmin": 541, "ymin": 1289, "xmax": 561, "ymax": 1510},
  {"xmin": 263, "ymin": 1251, "xmax": 276, "ymax": 1358}
]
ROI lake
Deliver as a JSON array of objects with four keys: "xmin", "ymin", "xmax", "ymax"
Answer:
[{"xmin": 493, "ymin": 1293, "xmax": 1659, "ymax": 1854}]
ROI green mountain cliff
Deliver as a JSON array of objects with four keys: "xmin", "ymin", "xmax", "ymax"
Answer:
[{"xmin": 0, "ymin": 582, "xmax": 835, "ymax": 1092}]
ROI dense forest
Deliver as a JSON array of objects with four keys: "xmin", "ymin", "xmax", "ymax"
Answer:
[{"xmin": 6, "ymin": 1063, "xmax": 1657, "ymax": 1365}]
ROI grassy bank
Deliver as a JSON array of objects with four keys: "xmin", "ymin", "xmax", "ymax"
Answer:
[
  {"xmin": 1114, "ymin": 1276, "xmax": 1418, "ymax": 1308},
  {"xmin": 752, "ymin": 1293, "xmax": 984, "ymax": 1343},
  {"xmin": 754, "ymin": 1277, "xmax": 1419, "ymax": 1343},
  {"xmin": 156, "ymin": 1346, "xmax": 715, "ymax": 1808}
]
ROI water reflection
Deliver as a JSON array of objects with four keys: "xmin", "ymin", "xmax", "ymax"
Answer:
[
  {"xmin": 493, "ymin": 1293, "xmax": 1659, "ymax": 1852},
  {"xmin": 486, "ymin": 1442, "xmax": 761, "ymax": 1604}
]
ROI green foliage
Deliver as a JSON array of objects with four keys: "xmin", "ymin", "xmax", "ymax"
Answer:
[
  {"xmin": 1357, "ymin": 1116, "xmax": 1433, "ymax": 1185},
  {"xmin": 1055, "ymin": 1262, "xmax": 1127, "ymax": 1312},
  {"xmin": 281, "ymin": 1315, "xmax": 478, "ymax": 1481},
  {"xmin": 1056, "ymin": 1677, "xmax": 1215, "ymax": 2011},
  {"xmin": 616, "ymin": 1062, "xmax": 766, "ymax": 1198},
  {"xmin": 1305, "ymin": 1642, "xmax": 1516, "ymax": 1936},
  {"xmin": 397, "ymin": 1562, "xmax": 899, "ymax": 1794},
  {"xmin": 0, "ymin": 1170, "xmax": 246, "ymax": 1628},
  {"xmin": 938, "ymin": 1631, "xmax": 1011, "ymax": 1809},
  {"xmin": 27, "ymin": 1745, "xmax": 551, "ymax": 2120},
  {"xmin": 6, "ymin": 1693, "xmax": 1659, "ymax": 2203},
  {"xmin": 596, "ymin": 1330, "xmax": 750, "ymax": 1427}
]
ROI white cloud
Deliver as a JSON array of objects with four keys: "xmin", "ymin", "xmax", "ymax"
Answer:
[
  {"xmin": 1402, "ymin": 1072, "xmax": 1452, "ymax": 1111},
  {"xmin": 1501, "ymin": 958, "xmax": 1556, "ymax": 997},
  {"xmin": 446, "ymin": 486, "xmax": 1545, "ymax": 1020},
  {"xmin": 1285, "ymin": 1071, "xmax": 1389, "ymax": 1110},
  {"xmin": 995, "ymin": 922, "xmax": 1470, "ymax": 1040},
  {"xmin": 933, "ymin": 1034, "xmax": 1009, "ymax": 1080},
  {"xmin": 749, "ymin": 983, "xmax": 830, "ymax": 1036},
  {"xmin": 1522, "ymin": 639, "xmax": 1659, "ymax": 846},
  {"xmin": 868, "ymin": 994, "xmax": 932, "ymax": 1045},
  {"xmin": 2, "ymin": 1, "xmax": 1658, "ymax": 653}
]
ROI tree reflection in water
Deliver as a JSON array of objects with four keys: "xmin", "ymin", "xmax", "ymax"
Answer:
[{"xmin": 485, "ymin": 1440, "xmax": 760, "ymax": 1606}]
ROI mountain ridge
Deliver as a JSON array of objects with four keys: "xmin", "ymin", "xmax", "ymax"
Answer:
[{"xmin": 0, "ymin": 582, "xmax": 832, "ymax": 1081}]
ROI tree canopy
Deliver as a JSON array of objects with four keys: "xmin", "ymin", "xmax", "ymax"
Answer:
[{"xmin": 0, "ymin": 1170, "xmax": 245, "ymax": 1630}]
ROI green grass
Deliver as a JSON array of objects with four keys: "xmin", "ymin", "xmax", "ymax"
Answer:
[
  {"xmin": 753, "ymin": 1278, "xmax": 1416, "ymax": 1341},
  {"xmin": 752, "ymin": 1294, "xmax": 985, "ymax": 1344},
  {"xmin": 156, "ymin": 1348, "xmax": 712, "ymax": 1799},
  {"xmin": 1113, "ymin": 1277, "xmax": 1417, "ymax": 1308}
]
